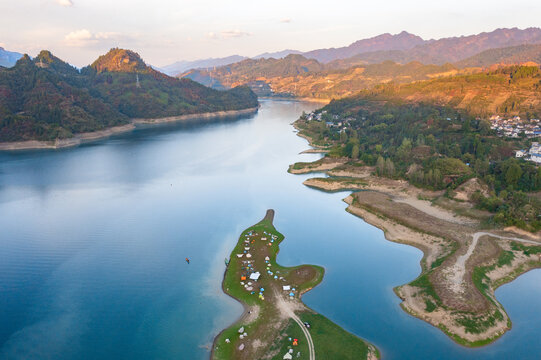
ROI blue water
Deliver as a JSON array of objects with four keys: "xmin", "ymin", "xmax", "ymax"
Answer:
[{"xmin": 0, "ymin": 100, "xmax": 540, "ymax": 359}]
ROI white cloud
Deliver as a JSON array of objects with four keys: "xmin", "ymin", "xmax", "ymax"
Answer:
[
  {"xmin": 64, "ymin": 29, "xmax": 93, "ymax": 46},
  {"xmin": 56, "ymin": 0, "xmax": 73, "ymax": 7},
  {"xmin": 64, "ymin": 29, "xmax": 130, "ymax": 47},
  {"xmin": 207, "ymin": 29, "xmax": 252, "ymax": 40},
  {"xmin": 221, "ymin": 29, "xmax": 251, "ymax": 38}
]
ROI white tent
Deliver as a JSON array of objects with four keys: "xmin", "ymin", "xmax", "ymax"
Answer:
[{"xmin": 249, "ymin": 272, "xmax": 261, "ymax": 281}]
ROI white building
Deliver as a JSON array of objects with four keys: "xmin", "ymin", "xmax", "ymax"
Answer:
[{"xmin": 515, "ymin": 150, "xmax": 526, "ymax": 158}]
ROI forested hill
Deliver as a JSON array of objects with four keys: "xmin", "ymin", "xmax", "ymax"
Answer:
[
  {"xmin": 181, "ymin": 55, "xmax": 475, "ymax": 99},
  {"xmin": 298, "ymin": 79, "xmax": 541, "ymax": 230},
  {"xmin": 180, "ymin": 54, "xmax": 326, "ymax": 88},
  {"xmin": 455, "ymin": 44, "xmax": 541, "ymax": 68},
  {"xmin": 0, "ymin": 49, "xmax": 258, "ymax": 142},
  {"xmin": 349, "ymin": 65, "xmax": 541, "ymax": 117}
]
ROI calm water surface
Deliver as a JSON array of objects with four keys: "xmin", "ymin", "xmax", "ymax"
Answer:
[{"xmin": 0, "ymin": 100, "xmax": 540, "ymax": 359}]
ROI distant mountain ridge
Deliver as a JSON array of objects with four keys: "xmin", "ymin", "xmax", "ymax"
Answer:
[
  {"xmin": 252, "ymin": 49, "xmax": 303, "ymax": 59},
  {"xmin": 328, "ymin": 27, "xmax": 541, "ymax": 67},
  {"xmin": 160, "ymin": 55, "xmax": 248, "ymax": 76},
  {"xmin": 181, "ymin": 54, "xmax": 478, "ymax": 99},
  {"xmin": 303, "ymin": 31, "xmax": 425, "ymax": 63},
  {"xmin": 168, "ymin": 27, "xmax": 541, "ymax": 76},
  {"xmin": 455, "ymin": 44, "xmax": 541, "ymax": 68},
  {"xmin": 0, "ymin": 47, "xmax": 23, "ymax": 67},
  {"xmin": 179, "ymin": 27, "xmax": 541, "ymax": 100}
]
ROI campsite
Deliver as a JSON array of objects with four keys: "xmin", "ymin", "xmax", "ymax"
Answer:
[{"xmin": 211, "ymin": 210, "xmax": 379, "ymax": 360}]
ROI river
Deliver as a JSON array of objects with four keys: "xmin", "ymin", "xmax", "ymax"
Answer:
[{"xmin": 0, "ymin": 100, "xmax": 539, "ymax": 359}]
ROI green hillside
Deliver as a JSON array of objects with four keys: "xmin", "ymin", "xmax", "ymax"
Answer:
[
  {"xmin": 182, "ymin": 55, "xmax": 472, "ymax": 99},
  {"xmin": 296, "ymin": 66, "xmax": 541, "ymax": 231},
  {"xmin": 0, "ymin": 49, "xmax": 258, "ymax": 142}
]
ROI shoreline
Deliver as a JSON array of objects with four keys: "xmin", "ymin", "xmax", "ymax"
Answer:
[
  {"xmin": 291, "ymin": 121, "xmax": 541, "ymax": 348},
  {"xmin": 0, "ymin": 106, "xmax": 259, "ymax": 151},
  {"xmin": 259, "ymin": 96, "xmax": 331, "ymax": 104},
  {"xmin": 211, "ymin": 210, "xmax": 378, "ymax": 360}
]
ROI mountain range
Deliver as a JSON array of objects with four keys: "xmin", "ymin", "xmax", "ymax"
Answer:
[
  {"xmin": 351, "ymin": 64, "xmax": 541, "ymax": 117},
  {"xmin": 160, "ymin": 55, "xmax": 248, "ymax": 76},
  {"xmin": 179, "ymin": 28, "xmax": 541, "ymax": 100},
  {"xmin": 0, "ymin": 48, "xmax": 257, "ymax": 142},
  {"xmin": 164, "ymin": 27, "xmax": 541, "ymax": 77},
  {"xmin": 455, "ymin": 44, "xmax": 541, "ymax": 68},
  {"xmin": 181, "ymin": 55, "xmax": 478, "ymax": 99},
  {"xmin": 337, "ymin": 27, "xmax": 541, "ymax": 66},
  {"xmin": 160, "ymin": 50, "xmax": 303, "ymax": 76},
  {"xmin": 0, "ymin": 47, "xmax": 23, "ymax": 67}
]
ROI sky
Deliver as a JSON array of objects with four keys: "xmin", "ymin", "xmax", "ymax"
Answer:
[{"xmin": 1, "ymin": 0, "xmax": 541, "ymax": 68}]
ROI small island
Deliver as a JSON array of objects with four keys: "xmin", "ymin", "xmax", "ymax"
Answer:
[{"xmin": 212, "ymin": 210, "xmax": 379, "ymax": 360}]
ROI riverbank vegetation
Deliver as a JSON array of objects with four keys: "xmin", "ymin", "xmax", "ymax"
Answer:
[
  {"xmin": 290, "ymin": 79, "xmax": 540, "ymax": 346},
  {"xmin": 297, "ymin": 84, "xmax": 541, "ymax": 231}
]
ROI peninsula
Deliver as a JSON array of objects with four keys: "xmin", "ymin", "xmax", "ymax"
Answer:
[
  {"xmin": 289, "ymin": 83, "xmax": 541, "ymax": 347},
  {"xmin": 212, "ymin": 210, "xmax": 379, "ymax": 360}
]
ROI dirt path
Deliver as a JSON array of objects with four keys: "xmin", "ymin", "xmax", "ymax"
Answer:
[
  {"xmin": 393, "ymin": 197, "xmax": 475, "ymax": 225},
  {"xmin": 448, "ymin": 232, "xmax": 540, "ymax": 293},
  {"xmin": 275, "ymin": 291, "xmax": 315, "ymax": 360}
]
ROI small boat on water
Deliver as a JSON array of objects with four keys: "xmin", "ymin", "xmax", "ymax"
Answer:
[{"xmin": 185, "ymin": 257, "xmax": 190, "ymax": 264}]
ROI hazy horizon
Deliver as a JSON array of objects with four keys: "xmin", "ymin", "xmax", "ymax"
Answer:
[{"xmin": 2, "ymin": 0, "xmax": 541, "ymax": 67}]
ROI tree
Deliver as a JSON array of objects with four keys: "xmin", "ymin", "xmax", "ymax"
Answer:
[
  {"xmin": 505, "ymin": 163, "xmax": 523, "ymax": 188},
  {"xmin": 351, "ymin": 145, "xmax": 359, "ymax": 159},
  {"xmin": 385, "ymin": 158, "xmax": 395, "ymax": 177},
  {"xmin": 397, "ymin": 138, "xmax": 412, "ymax": 161},
  {"xmin": 376, "ymin": 156, "xmax": 385, "ymax": 176}
]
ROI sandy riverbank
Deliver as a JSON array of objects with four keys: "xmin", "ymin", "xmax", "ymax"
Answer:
[
  {"xmin": 0, "ymin": 107, "xmax": 259, "ymax": 151},
  {"xmin": 259, "ymin": 96, "xmax": 331, "ymax": 104}
]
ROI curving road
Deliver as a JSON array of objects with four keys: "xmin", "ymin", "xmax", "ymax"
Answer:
[
  {"xmin": 449, "ymin": 231, "xmax": 541, "ymax": 290},
  {"xmin": 275, "ymin": 292, "xmax": 315, "ymax": 360}
]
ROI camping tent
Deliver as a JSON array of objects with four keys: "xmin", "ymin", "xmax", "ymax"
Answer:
[{"xmin": 249, "ymin": 272, "xmax": 261, "ymax": 281}]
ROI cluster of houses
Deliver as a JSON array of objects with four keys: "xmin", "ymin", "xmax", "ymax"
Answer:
[
  {"xmin": 305, "ymin": 110, "xmax": 325, "ymax": 122},
  {"xmin": 305, "ymin": 110, "xmax": 357, "ymax": 132},
  {"xmin": 489, "ymin": 115, "xmax": 541, "ymax": 138},
  {"xmin": 515, "ymin": 142, "xmax": 541, "ymax": 164}
]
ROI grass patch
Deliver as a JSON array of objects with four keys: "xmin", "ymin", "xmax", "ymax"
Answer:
[
  {"xmin": 268, "ymin": 319, "xmax": 310, "ymax": 360},
  {"xmin": 299, "ymin": 312, "xmax": 376, "ymax": 359},
  {"xmin": 424, "ymin": 299, "xmax": 437, "ymax": 312},
  {"xmin": 409, "ymin": 273, "xmax": 442, "ymax": 305},
  {"xmin": 496, "ymin": 250, "xmax": 514, "ymax": 267},
  {"xmin": 455, "ymin": 310, "xmax": 504, "ymax": 335},
  {"xmin": 510, "ymin": 242, "xmax": 541, "ymax": 256}
]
